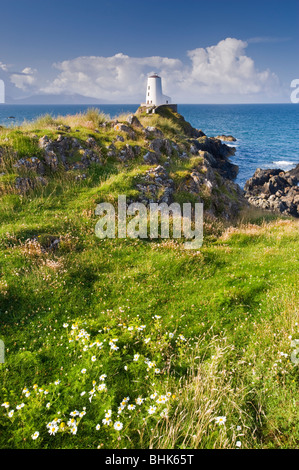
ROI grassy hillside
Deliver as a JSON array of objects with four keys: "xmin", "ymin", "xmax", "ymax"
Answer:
[{"xmin": 0, "ymin": 109, "xmax": 298, "ymax": 449}]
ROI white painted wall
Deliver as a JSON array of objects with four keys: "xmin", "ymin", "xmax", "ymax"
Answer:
[
  {"xmin": 146, "ymin": 74, "xmax": 171, "ymax": 106},
  {"xmin": 0, "ymin": 80, "xmax": 5, "ymax": 103}
]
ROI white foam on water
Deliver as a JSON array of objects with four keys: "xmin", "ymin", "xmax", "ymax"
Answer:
[{"xmin": 272, "ymin": 160, "xmax": 297, "ymax": 169}]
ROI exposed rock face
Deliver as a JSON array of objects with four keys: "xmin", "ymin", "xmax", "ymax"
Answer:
[
  {"xmin": 216, "ymin": 135, "xmax": 237, "ymax": 142},
  {"xmin": 143, "ymin": 151, "xmax": 160, "ymax": 164},
  {"xmin": 113, "ymin": 123, "xmax": 136, "ymax": 139},
  {"xmin": 128, "ymin": 108, "xmax": 246, "ymax": 219},
  {"xmin": 38, "ymin": 134, "xmax": 102, "ymax": 171},
  {"xmin": 15, "ymin": 176, "xmax": 48, "ymax": 193},
  {"xmin": 126, "ymin": 115, "xmax": 143, "ymax": 129},
  {"xmin": 143, "ymin": 126, "xmax": 164, "ymax": 139},
  {"xmin": 186, "ymin": 137, "xmax": 238, "ymax": 180},
  {"xmin": 14, "ymin": 157, "xmax": 45, "ymax": 175},
  {"xmin": 244, "ymin": 165, "xmax": 299, "ymax": 217},
  {"xmin": 118, "ymin": 144, "xmax": 136, "ymax": 162},
  {"xmin": 149, "ymin": 138, "xmax": 173, "ymax": 157},
  {"xmin": 136, "ymin": 165, "xmax": 175, "ymax": 205}
]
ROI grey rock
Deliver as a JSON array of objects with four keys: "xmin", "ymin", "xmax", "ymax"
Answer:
[{"xmin": 126, "ymin": 115, "xmax": 143, "ymax": 128}]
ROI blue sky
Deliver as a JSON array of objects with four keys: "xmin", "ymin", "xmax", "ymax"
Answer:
[{"xmin": 0, "ymin": 0, "xmax": 298, "ymax": 103}]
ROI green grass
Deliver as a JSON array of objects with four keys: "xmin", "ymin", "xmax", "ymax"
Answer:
[{"xmin": 0, "ymin": 112, "xmax": 298, "ymax": 449}]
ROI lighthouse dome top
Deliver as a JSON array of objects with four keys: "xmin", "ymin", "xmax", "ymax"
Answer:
[{"xmin": 149, "ymin": 73, "xmax": 160, "ymax": 78}]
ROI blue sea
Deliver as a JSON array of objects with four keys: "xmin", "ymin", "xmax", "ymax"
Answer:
[{"xmin": 0, "ymin": 103, "xmax": 298, "ymax": 187}]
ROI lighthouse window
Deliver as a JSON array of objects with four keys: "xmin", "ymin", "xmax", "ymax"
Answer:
[
  {"xmin": 148, "ymin": 86, "xmax": 150, "ymax": 90},
  {"xmin": 148, "ymin": 92, "xmax": 150, "ymax": 96}
]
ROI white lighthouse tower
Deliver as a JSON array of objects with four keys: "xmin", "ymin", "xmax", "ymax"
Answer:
[{"xmin": 145, "ymin": 73, "xmax": 171, "ymax": 106}]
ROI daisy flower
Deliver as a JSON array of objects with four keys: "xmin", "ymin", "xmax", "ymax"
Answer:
[
  {"xmin": 67, "ymin": 418, "xmax": 77, "ymax": 427},
  {"xmin": 114, "ymin": 421, "xmax": 123, "ymax": 431},
  {"xmin": 148, "ymin": 406, "xmax": 157, "ymax": 415},
  {"xmin": 97, "ymin": 384, "xmax": 107, "ymax": 391},
  {"xmin": 215, "ymin": 416, "xmax": 227, "ymax": 425},
  {"xmin": 16, "ymin": 403, "xmax": 25, "ymax": 410},
  {"xmin": 31, "ymin": 431, "xmax": 39, "ymax": 440},
  {"xmin": 102, "ymin": 417, "xmax": 111, "ymax": 426},
  {"xmin": 48, "ymin": 424, "xmax": 58, "ymax": 435},
  {"xmin": 133, "ymin": 354, "xmax": 140, "ymax": 361},
  {"xmin": 91, "ymin": 356, "xmax": 96, "ymax": 362},
  {"xmin": 96, "ymin": 424, "xmax": 101, "ymax": 430},
  {"xmin": 156, "ymin": 395, "xmax": 168, "ymax": 404},
  {"xmin": 70, "ymin": 425, "xmax": 77, "ymax": 435},
  {"xmin": 99, "ymin": 374, "xmax": 107, "ymax": 381}
]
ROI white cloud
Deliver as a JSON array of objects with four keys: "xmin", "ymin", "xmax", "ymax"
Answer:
[
  {"xmin": 183, "ymin": 38, "xmax": 279, "ymax": 97},
  {"xmin": 10, "ymin": 67, "xmax": 37, "ymax": 90}
]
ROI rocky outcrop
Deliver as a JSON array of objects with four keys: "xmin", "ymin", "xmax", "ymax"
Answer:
[
  {"xmin": 244, "ymin": 165, "xmax": 299, "ymax": 217},
  {"xmin": 187, "ymin": 137, "xmax": 238, "ymax": 180},
  {"xmin": 216, "ymin": 135, "xmax": 237, "ymax": 142},
  {"xmin": 38, "ymin": 134, "xmax": 102, "ymax": 171},
  {"xmin": 128, "ymin": 108, "xmax": 246, "ymax": 219},
  {"xmin": 118, "ymin": 144, "xmax": 140, "ymax": 162},
  {"xmin": 113, "ymin": 123, "xmax": 136, "ymax": 140},
  {"xmin": 15, "ymin": 176, "xmax": 48, "ymax": 192},
  {"xmin": 143, "ymin": 126, "xmax": 164, "ymax": 139},
  {"xmin": 136, "ymin": 165, "xmax": 174, "ymax": 205},
  {"xmin": 126, "ymin": 115, "xmax": 143, "ymax": 129},
  {"xmin": 14, "ymin": 157, "xmax": 45, "ymax": 175}
]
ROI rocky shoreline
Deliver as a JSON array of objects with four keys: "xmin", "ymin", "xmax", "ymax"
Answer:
[{"xmin": 244, "ymin": 165, "xmax": 299, "ymax": 217}]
